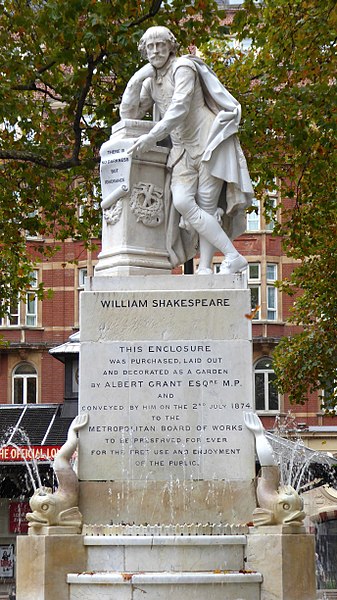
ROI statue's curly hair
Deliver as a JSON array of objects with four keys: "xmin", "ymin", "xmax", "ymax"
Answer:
[{"xmin": 138, "ymin": 26, "xmax": 179, "ymax": 59}]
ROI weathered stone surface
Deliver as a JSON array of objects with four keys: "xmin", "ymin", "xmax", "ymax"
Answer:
[
  {"xmin": 246, "ymin": 527, "xmax": 316, "ymax": 600},
  {"xmin": 78, "ymin": 275, "xmax": 256, "ymax": 524},
  {"xmin": 79, "ymin": 479, "xmax": 256, "ymax": 525},
  {"xmin": 96, "ymin": 120, "xmax": 171, "ymax": 276},
  {"xmin": 16, "ymin": 535, "xmax": 86, "ymax": 600}
]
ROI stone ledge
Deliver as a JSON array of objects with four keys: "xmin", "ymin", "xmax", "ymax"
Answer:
[
  {"xmin": 248, "ymin": 524, "xmax": 306, "ymax": 535},
  {"xmin": 88, "ymin": 272, "xmax": 248, "ymax": 291},
  {"xmin": 67, "ymin": 571, "xmax": 263, "ymax": 585}
]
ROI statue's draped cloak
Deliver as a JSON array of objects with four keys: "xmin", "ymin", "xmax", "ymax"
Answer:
[{"xmin": 166, "ymin": 55, "xmax": 254, "ymax": 267}]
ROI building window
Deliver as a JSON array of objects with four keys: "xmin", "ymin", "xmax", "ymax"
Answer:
[
  {"xmin": 321, "ymin": 377, "xmax": 337, "ymax": 414},
  {"xmin": 77, "ymin": 267, "xmax": 88, "ymax": 324},
  {"xmin": 0, "ymin": 271, "xmax": 39, "ymax": 328},
  {"xmin": 266, "ymin": 263, "xmax": 277, "ymax": 320},
  {"xmin": 0, "ymin": 298, "xmax": 20, "ymax": 327},
  {"xmin": 248, "ymin": 263, "xmax": 261, "ymax": 320},
  {"xmin": 247, "ymin": 262, "xmax": 278, "ymax": 321},
  {"xmin": 72, "ymin": 359, "xmax": 79, "ymax": 394},
  {"xmin": 246, "ymin": 198, "xmax": 260, "ymax": 232},
  {"xmin": 25, "ymin": 270, "xmax": 38, "ymax": 326},
  {"xmin": 246, "ymin": 181, "xmax": 279, "ymax": 232},
  {"xmin": 79, "ymin": 268, "xmax": 87, "ymax": 289},
  {"xmin": 12, "ymin": 363, "xmax": 38, "ymax": 405},
  {"xmin": 254, "ymin": 357, "xmax": 279, "ymax": 412},
  {"xmin": 265, "ymin": 190, "xmax": 278, "ymax": 232}
]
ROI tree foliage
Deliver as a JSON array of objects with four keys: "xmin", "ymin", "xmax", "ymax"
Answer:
[
  {"xmin": 1, "ymin": 0, "xmax": 336, "ymax": 408},
  {"xmin": 0, "ymin": 0, "xmax": 220, "ymax": 313},
  {"xmin": 203, "ymin": 0, "xmax": 336, "ymax": 406}
]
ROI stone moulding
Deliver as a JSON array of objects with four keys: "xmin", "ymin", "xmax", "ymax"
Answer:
[
  {"xmin": 82, "ymin": 523, "xmax": 250, "ymax": 536},
  {"xmin": 67, "ymin": 571, "xmax": 262, "ymax": 585}
]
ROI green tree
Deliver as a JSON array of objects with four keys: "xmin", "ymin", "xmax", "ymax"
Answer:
[
  {"xmin": 0, "ymin": 0, "xmax": 220, "ymax": 313},
  {"xmin": 204, "ymin": 0, "xmax": 336, "ymax": 407}
]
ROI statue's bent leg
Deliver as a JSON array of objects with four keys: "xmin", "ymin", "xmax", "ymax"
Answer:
[
  {"xmin": 171, "ymin": 184, "xmax": 246, "ymax": 272},
  {"xmin": 171, "ymin": 155, "xmax": 247, "ymax": 273},
  {"xmin": 196, "ymin": 165, "xmax": 225, "ymax": 272}
]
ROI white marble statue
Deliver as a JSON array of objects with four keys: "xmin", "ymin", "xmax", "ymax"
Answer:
[
  {"xmin": 120, "ymin": 26, "xmax": 254, "ymax": 274},
  {"xmin": 244, "ymin": 412, "xmax": 305, "ymax": 527},
  {"xmin": 26, "ymin": 414, "xmax": 88, "ymax": 532}
]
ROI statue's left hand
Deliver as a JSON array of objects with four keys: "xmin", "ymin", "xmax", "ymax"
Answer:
[{"xmin": 127, "ymin": 133, "xmax": 156, "ymax": 156}]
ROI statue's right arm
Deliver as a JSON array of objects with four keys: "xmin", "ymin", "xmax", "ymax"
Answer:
[{"xmin": 120, "ymin": 64, "xmax": 154, "ymax": 119}]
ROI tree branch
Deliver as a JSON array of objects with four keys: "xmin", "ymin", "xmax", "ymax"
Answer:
[
  {"xmin": 71, "ymin": 50, "xmax": 106, "ymax": 163},
  {"xmin": 0, "ymin": 149, "xmax": 98, "ymax": 170},
  {"xmin": 127, "ymin": 0, "xmax": 163, "ymax": 28},
  {"xmin": 13, "ymin": 81, "xmax": 63, "ymax": 103}
]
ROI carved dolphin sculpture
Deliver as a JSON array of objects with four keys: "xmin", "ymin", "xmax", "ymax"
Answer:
[
  {"xmin": 26, "ymin": 414, "xmax": 88, "ymax": 529},
  {"xmin": 243, "ymin": 411, "xmax": 305, "ymax": 527},
  {"xmin": 253, "ymin": 464, "xmax": 305, "ymax": 526}
]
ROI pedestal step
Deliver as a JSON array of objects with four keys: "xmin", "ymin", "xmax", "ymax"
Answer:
[
  {"xmin": 67, "ymin": 534, "xmax": 262, "ymax": 600},
  {"xmin": 68, "ymin": 571, "xmax": 263, "ymax": 600},
  {"xmin": 84, "ymin": 534, "xmax": 247, "ymax": 572}
]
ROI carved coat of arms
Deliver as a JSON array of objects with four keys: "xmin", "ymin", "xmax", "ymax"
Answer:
[{"xmin": 130, "ymin": 182, "xmax": 164, "ymax": 227}]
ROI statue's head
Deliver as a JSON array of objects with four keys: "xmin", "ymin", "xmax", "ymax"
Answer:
[{"xmin": 138, "ymin": 26, "xmax": 179, "ymax": 68}]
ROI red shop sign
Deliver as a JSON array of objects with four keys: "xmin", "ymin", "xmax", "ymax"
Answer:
[{"xmin": 0, "ymin": 445, "xmax": 61, "ymax": 462}]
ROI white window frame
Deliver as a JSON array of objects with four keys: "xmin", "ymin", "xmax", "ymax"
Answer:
[
  {"xmin": 78, "ymin": 268, "xmax": 88, "ymax": 289},
  {"xmin": 248, "ymin": 263, "xmax": 261, "ymax": 320},
  {"xmin": 0, "ymin": 297, "xmax": 20, "ymax": 327},
  {"xmin": 12, "ymin": 363, "xmax": 38, "ymax": 405},
  {"xmin": 246, "ymin": 197, "xmax": 260, "ymax": 232},
  {"xmin": 25, "ymin": 270, "xmax": 38, "ymax": 327},
  {"xmin": 266, "ymin": 263, "xmax": 277, "ymax": 321},
  {"xmin": 321, "ymin": 378, "xmax": 337, "ymax": 414},
  {"xmin": 77, "ymin": 267, "xmax": 88, "ymax": 324},
  {"xmin": 254, "ymin": 357, "xmax": 280, "ymax": 413},
  {"xmin": 265, "ymin": 193, "xmax": 278, "ymax": 232}
]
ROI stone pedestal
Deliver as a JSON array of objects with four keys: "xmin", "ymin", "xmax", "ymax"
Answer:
[
  {"xmin": 246, "ymin": 525, "xmax": 316, "ymax": 600},
  {"xmin": 16, "ymin": 534, "xmax": 86, "ymax": 600},
  {"xmin": 67, "ymin": 532, "xmax": 262, "ymax": 600},
  {"xmin": 78, "ymin": 273, "xmax": 256, "ymax": 525},
  {"xmin": 15, "ymin": 272, "xmax": 318, "ymax": 600},
  {"xmin": 95, "ymin": 120, "xmax": 172, "ymax": 276}
]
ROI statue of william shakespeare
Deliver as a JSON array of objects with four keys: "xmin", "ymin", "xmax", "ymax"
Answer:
[{"xmin": 120, "ymin": 26, "xmax": 254, "ymax": 274}]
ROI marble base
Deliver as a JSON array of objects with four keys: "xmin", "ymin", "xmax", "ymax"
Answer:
[
  {"xmin": 84, "ymin": 534, "xmax": 247, "ymax": 572},
  {"xmin": 67, "ymin": 533, "xmax": 262, "ymax": 600},
  {"xmin": 246, "ymin": 527, "xmax": 316, "ymax": 600},
  {"xmin": 16, "ymin": 535, "xmax": 86, "ymax": 600},
  {"xmin": 68, "ymin": 572, "xmax": 262, "ymax": 600}
]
